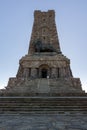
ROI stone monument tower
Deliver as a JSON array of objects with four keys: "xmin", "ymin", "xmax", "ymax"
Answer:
[
  {"xmin": 0, "ymin": 10, "xmax": 87, "ymax": 130},
  {"xmin": 1, "ymin": 10, "xmax": 84, "ymax": 96}
]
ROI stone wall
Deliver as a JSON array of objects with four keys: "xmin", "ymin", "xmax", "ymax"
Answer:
[{"xmin": 28, "ymin": 10, "xmax": 61, "ymax": 54}]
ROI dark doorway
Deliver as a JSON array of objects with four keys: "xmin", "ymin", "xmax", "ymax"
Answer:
[{"xmin": 42, "ymin": 69, "xmax": 47, "ymax": 78}]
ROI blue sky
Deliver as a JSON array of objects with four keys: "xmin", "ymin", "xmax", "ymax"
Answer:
[{"xmin": 0, "ymin": 0, "xmax": 87, "ymax": 91}]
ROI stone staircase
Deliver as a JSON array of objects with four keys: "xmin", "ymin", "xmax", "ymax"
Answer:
[
  {"xmin": 0, "ymin": 97, "xmax": 87, "ymax": 113},
  {"xmin": 38, "ymin": 79, "xmax": 50, "ymax": 93}
]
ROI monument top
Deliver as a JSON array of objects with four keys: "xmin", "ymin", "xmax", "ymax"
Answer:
[{"xmin": 28, "ymin": 10, "xmax": 61, "ymax": 54}]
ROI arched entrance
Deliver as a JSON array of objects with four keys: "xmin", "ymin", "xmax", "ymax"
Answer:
[
  {"xmin": 39, "ymin": 64, "xmax": 50, "ymax": 78},
  {"xmin": 42, "ymin": 68, "xmax": 47, "ymax": 78}
]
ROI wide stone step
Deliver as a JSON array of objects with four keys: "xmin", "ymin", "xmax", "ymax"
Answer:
[
  {"xmin": 0, "ymin": 106, "xmax": 87, "ymax": 113},
  {"xmin": 0, "ymin": 97, "xmax": 87, "ymax": 113},
  {"xmin": 0, "ymin": 101, "xmax": 87, "ymax": 106}
]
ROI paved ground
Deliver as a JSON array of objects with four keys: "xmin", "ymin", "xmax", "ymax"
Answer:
[{"xmin": 0, "ymin": 113, "xmax": 87, "ymax": 130}]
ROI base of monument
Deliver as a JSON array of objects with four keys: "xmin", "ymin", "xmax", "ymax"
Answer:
[
  {"xmin": 1, "ymin": 78, "xmax": 85, "ymax": 96},
  {"xmin": 0, "ymin": 92, "xmax": 86, "ymax": 97},
  {"xmin": 0, "ymin": 96, "xmax": 87, "ymax": 114}
]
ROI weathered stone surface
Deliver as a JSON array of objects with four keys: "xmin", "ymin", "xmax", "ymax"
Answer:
[
  {"xmin": 1, "ymin": 78, "xmax": 84, "ymax": 96},
  {"xmin": 0, "ymin": 113, "xmax": 87, "ymax": 130}
]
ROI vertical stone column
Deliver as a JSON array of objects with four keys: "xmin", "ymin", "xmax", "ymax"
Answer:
[
  {"xmin": 64, "ymin": 67, "xmax": 68, "ymax": 77},
  {"xmin": 57, "ymin": 68, "xmax": 60, "ymax": 78},
  {"xmin": 51, "ymin": 68, "xmax": 57, "ymax": 78},
  {"xmin": 63, "ymin": 67, "xmax": 67, "ymax": 77},
  {"xmin": 59, "ymin": 68, "xmax": 63, "ymax": 77},
  {"xmin": 59, "ymin": 67, "xmax": 67, "ymax": 78},
  {"xmin": 31, "ymin": 68, "xmax": 37, "ymax": 78},
  {"xmin": 66, "ymin": 66, "xmax": 73, "ymax": 77},
  {"xmin": 36, "ymin": 68, "xmax": 39, "ymax": 78},
  {"xmin": 29, "ymin": 68, "xmax": 31, "ymax": 78},
  {"xmin": 49, "ymin": 68, "xmax": 52, "ymax": 78},
  {"xmin": 16, "ymin": 65, "xmax": 24, "ymax": 78},
  {"xmin": 38, "ymin": 68, "xmax": 41, "ymax": 78},
  {"xmin": 23, "ymin": 68, "xmax": 29, "ymax": 78}
]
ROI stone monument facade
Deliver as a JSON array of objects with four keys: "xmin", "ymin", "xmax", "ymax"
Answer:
[
  {"xmin": 1, "ymin": 10, "xmax": 84, "ymax": 96},
  {"xmin": 0, "ymin": 10, "xmax": 87, "ymax": 130}
]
